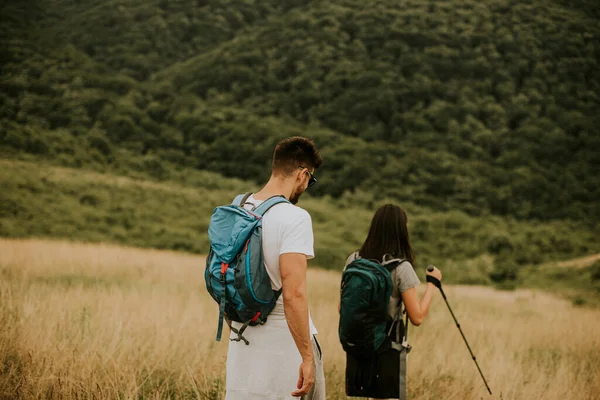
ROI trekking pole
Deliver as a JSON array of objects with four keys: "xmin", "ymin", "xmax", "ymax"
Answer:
[{"xmin": 426, "ymin": 265, "xmax": 493, "ymax": 395}]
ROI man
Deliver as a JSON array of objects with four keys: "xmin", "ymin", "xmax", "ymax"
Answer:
[{"xmin": 225, "ymin": 136, "xmax": 325, "ymax": 400}]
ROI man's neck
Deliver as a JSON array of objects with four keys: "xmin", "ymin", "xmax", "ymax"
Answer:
[{"xmin": 253, "ymin": 176, "xmax": 293, "ymax": 201}]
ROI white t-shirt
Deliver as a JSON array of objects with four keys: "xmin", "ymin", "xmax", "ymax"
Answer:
[{"xmin": 242, "ymin": 194, "xmax": 318, "ymax": 335}]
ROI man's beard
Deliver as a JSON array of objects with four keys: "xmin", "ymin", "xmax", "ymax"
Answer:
[{"xmin": 289, "ymin": 188, "xmax": 304, "ymax": 205}]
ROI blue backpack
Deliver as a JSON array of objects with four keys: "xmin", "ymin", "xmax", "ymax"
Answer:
[{"xmin": 205, "ymin": 193, "xmax": 289, "ymax": 345}]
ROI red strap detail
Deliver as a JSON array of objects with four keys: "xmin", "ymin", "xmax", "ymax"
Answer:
[
  {"xmin": 251, "ymin": 312, "xmax": 261, "ymax": 323},
  {"xmin": 247, "ymin": 211, "xmax": 261, "ymax": 220},
  {"xmin": 220, "ymin": 263, "xmax": 229, "ymax": 274},
  {"xmin": 244, "ymin": 240, "xmax": 249, "ymax": 254}
]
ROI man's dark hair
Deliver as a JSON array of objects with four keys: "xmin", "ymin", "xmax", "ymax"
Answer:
[{"xmin": 272, "ymin": 136, "xmax": 323, "ymax": 176}]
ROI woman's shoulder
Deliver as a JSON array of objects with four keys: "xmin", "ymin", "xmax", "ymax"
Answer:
[
  {"xmin": 344, "ymin": 251, "xmax": 359, "ymax": 267},
  {"xmin": 395, "ymin": 259, "xmax": 417, "ymax": 275},
  {"xmin": 391, "ymin": 259, "xmax": 414, "ymax": 276},
  {"xmin": 393, "ymin": 260, "xmax": 420, "ymax": 291}
]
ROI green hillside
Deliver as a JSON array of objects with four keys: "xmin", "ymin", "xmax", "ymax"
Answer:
[
  {"xmin": 1, "ymin": 0, "xmax": 598, "ymax": 224},
  {"xmin": 2, "ymin": 159, "xmax": 599, "ymax": 288}
]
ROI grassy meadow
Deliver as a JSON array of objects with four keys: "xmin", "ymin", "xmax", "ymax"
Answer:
[
  {"xmin": 2, "ymin": 158, "xmax": 599, "ymax": 285},
  {"xmin": 1, "ymin": 238, "xmax": 599, "ymax": 400}
]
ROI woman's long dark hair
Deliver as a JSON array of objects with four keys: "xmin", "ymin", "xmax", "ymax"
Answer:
[{"xmin": 358, "ymin": 204, "xmax": 415, "ymax": 265}]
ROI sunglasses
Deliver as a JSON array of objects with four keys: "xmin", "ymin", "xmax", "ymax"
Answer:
[{"xmin": 298, "ymin": 166, "xmax": 317, "ymax": 188}]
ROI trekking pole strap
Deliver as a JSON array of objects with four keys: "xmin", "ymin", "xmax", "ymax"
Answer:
[{"xmin": 426, "ymin": 274, "xmax": 442, "ymax": 289}]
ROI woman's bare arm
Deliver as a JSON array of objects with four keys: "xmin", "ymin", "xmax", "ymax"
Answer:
[{"xmin": 401, "ymin": 266, "xmax": 442, "ymax": 326}]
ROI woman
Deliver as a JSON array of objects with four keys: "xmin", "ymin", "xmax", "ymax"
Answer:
[{"xmin": 342, "ymin": 204, "xmax": 442, "ymax": 400}]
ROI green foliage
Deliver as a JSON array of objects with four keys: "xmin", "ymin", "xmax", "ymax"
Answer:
[
  {"xmin": 489, "ymin": 256, "xmax": 520, "ymax": 288},
  {"xmin": 591, "ymin": 261, "xmax": 600, "ymax": 282},
  {"xmin": 520, "ymin": 261, "xmax": 600, "ymax": 307},
  {"xmin": 1, "ymin": 0, "xmax": 599, "ymax": 301},
  {"xmin": 1, "ymin": 160, "xmax": 598, "ymax": 278},
  {"xmin": 572, "ymin": 296, "xmax": 587, "ymax": 307},
  {"xmin": 435, "ymin": 255, "xmax": 493, "ymax": 286},
  {"xmin": 1, "ymin": 0, "xmax": 599, "ymax": 225}
]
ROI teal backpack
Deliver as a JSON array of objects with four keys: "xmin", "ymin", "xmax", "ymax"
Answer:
[
  {"xmin": 205, "ymin": 193, "xmax": 289, "ymax": 345},
  {"xmin": 339, "ymin": 255, "xmax": 406, "ymax": 358}
]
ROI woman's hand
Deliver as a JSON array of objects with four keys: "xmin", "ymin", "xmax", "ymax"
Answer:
[{"xmin": 426, "ymin": 266, "xmax": 442, "ymax": 282}]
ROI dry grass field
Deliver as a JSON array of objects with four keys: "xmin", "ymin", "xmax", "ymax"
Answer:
[{"xmin": 1, "ymin": 238, "xmax": 599, "ymax": 399}]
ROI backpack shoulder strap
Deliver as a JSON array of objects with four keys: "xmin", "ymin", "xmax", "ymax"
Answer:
[{"xmin": 253, "ymin": 195, "xmax": 289, "ymax": 217}]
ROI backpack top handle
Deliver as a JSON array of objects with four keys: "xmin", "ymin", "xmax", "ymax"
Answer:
[
  {"xmin": 235, "ymin": 192, "xmax": 254, "ymax": 209},
  {"xmin": 234, "ymin": 193, "xmax": 289, "ymax": 214}
]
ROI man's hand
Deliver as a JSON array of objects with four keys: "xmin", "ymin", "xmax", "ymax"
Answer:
[{"xmin": 292, "ymin": 359, "xmax": 315, "ymax": 397}]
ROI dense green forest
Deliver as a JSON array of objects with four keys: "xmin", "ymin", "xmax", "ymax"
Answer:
[{"xmin": 1, "ymin": 0, "xmax": 599, "ymax": 224}]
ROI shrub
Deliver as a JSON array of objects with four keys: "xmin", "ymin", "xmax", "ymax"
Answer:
[
  {"xmin": 87, "ymin": 129, "xmax": 113, "ymax": 157},
  {"xmin": 487, "ymin": 233, "xmax": 514, "ymax": 255},
  {"xmin": 489, "ymin": 257, "xmax": 519, "ymax": 283},
  {"xmin": 590, "ymin": 261, "xmax": 600, "ymax": 281},
  {"xmin": 142, "ymin": 155, "xmax": 170, "ymax": 180}
]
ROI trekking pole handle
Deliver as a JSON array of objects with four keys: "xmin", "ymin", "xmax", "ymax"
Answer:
[{"xmin": 426, "ymin": 265, "xmax": 442, "ymax": 289}]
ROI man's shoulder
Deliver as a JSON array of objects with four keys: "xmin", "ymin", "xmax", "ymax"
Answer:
[{"xmin": 265, "ymin": 202, "xmax": 311, "ymax": 224}]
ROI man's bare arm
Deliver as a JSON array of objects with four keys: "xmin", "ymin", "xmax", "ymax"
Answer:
[{"xmin": 280, "ymin": 252, "xmax": 314, "ymax": 396}]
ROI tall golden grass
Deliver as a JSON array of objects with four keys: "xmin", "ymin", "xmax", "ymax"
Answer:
[{"xmin": 1, "ymin": 238, "xmax": 599, "ymax": 399}]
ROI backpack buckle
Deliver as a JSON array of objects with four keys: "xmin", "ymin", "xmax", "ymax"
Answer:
[{"xmin": 402, "ymin": 338, "xmax": 412, "ymax": 353}]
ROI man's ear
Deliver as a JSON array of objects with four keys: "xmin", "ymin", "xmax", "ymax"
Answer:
[{"xmin": 296, "ymin": 168, "xmax": 305, "ymax": 183}]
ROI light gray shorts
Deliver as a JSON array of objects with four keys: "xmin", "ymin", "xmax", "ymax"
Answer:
[{"xmin": 302, "ymin": 335, "xmax": 326, "ymax": 400}]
